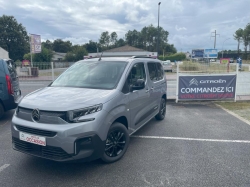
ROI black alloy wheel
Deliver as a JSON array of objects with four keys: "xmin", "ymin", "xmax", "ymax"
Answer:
[
  {"xmin": 105, "ymin": 130, "xmax": 126, "ymax": 157},
  {"xmin": 101, "ymin": 122, "xmax": 129, "ymax": 163}
]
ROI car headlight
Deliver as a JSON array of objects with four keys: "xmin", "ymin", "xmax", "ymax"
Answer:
[{"xmin": 67, "ymin": 104, "xmax": 103, "ymax": 123}]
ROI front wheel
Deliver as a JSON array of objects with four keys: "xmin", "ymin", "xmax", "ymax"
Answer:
[
  {"xmin": 155, "ymin": 98, "xmax": 166, "ymax": 120},
  {"xmin": 101, "ymin": 122, "xmax": 129, "ymax": 163}
]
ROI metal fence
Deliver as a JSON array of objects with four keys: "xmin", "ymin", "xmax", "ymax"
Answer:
[
  {"xmin": 16, "ymin": 61, "xmax": 250, "ymax": 101},
  {"xmin": 17, "ymin": 62, "xmax": 74, "ymax": 82}
]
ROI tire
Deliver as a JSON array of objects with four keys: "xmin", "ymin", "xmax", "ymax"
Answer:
[
  {"xmin": 101, "ymin": 122, "xmax": 129, "ymax": 163},
  {"xmin": 155, "ymin": 98, "xmax": 166, "ymax": 120},
  {"xmin": 0, "ymin": 103, "xmax": 4, "ymax": 119}
]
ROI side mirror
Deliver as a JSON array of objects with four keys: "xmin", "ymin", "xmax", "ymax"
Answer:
[{"xmin": 130, "ymin": 79, "xmax": 145, "ymax": 91}]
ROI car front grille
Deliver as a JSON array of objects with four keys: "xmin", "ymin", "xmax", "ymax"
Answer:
[
  {"xmin": 12, "ymin": 138, "xmax": 72, "ymax": 160},
  {"xmin": 16, "ymin": 125, "xmax": 57, "ymax": 137},
  {"xmin": 17, "ymin": 107, "xmax": 67, "ymax": 124}
]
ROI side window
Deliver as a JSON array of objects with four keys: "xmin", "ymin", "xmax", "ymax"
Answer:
[
  {"xmin": 147, "ymin": 63, "xmax": 157, "ymax": 81},
  {"xmin": 156, "ymin": 63, "xmax": 164, "ymax": 80},
  {"xmin": 122, "ymin": 63, "xmax": 146, "ymax": 94}
]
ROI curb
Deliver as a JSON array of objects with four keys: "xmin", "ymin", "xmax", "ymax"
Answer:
[{"xmin": 214, "ymin": 103, "xmax": 250, "ymax": 126}]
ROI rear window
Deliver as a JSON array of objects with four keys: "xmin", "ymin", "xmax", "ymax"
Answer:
[
  {"xmin": 148, "ymin": 62, "xmax": 164, "ymax": 81},
  {"xmin": 4, "ymin": 60, "xmax": 17, "ymax": 78},
  {"xmin": 6, "ymin": 61, "xmax": 15, "ymax": 73},
  {"xmin": 163, "ymin": 62, "xmax": 171, "ymax": 65}
]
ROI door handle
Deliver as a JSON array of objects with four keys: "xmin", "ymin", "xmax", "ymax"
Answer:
[
  {"xmin": 150, "ymin": 87, "xmax": 154, "ymax": 90},
  {"xmin": 145, "ymin": 89, "xmax": 149, "ymax": 93}
]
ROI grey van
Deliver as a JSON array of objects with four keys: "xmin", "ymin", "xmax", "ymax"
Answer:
[
  {"xmin": 0, "ymin": 59, "xmax": 22, "ymax": 118},
  {"xmin": 11, "ymin": 57, "xmax": 167, "ymax": 163}
]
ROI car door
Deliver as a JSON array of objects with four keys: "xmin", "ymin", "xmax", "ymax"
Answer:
[
  {"xmin": 122, "ymin": 62, "xmax": 153, "ymax": 132},
  {"xmin": 147, "ymin": 62, "xmax": 164, "ymax": 112}
]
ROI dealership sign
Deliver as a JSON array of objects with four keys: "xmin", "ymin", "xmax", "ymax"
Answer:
[
  {"xmin": 204, "ymin": 49, "xmax": 218, "ymax": 58},
  {"xmin": 30, "ymin": 34, "xmax": 41, "ymax": 53},
  {"xmin": 191, "ymin": 49, "xmax": 204, "ymax": 58},
  {"xmin": 178, "ymin": 75, "xmax": 236, "ymax": 100}
]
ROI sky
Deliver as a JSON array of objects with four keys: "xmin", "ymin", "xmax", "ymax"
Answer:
[{"xmin": 0, "ymin": 0, "xmax": 250, "ymax": 53}]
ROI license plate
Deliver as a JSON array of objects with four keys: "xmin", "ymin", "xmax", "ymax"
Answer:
[{"xmin": 19, "ymin": 132, "xmax": 46, "ymax": 146}]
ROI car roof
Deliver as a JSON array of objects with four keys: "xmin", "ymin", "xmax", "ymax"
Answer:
[{"xmin": 79, "ymin": 57, "xmax": 161, "ymax": 63}]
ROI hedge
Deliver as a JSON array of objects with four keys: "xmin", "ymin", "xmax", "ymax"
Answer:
[{"xmin": 159, "ymin": 53, "xmax": 186, "ymax": 61}]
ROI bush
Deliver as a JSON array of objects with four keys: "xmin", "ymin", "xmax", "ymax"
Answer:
[
  {"xmin": 179, "ymin": 61, "xmax": 199, "ymax": 71},
  {"xmin": 159, "ymin": 52, "xmax": 186, "ymax": 61}
]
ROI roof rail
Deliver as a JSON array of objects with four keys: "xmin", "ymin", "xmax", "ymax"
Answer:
[{"xmin": 131, "ymin": 56, "xmax": 155, "ymax": 59}]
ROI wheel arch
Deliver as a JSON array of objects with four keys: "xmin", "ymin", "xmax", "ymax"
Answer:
[{"xmin": 113, "ymin": 116, "xmax": 128, "ymax": 129}]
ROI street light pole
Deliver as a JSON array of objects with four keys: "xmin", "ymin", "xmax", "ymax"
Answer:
[
  {"xmin": 157, "ymin": 2, "xmax": 161, "ymax": 58},
  {"xmin": 222, "ymin": 38, "xmax": 230, "ymax": 58}
]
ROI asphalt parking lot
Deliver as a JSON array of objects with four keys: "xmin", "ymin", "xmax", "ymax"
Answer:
[{"xmin": 1, "ymin": 102, "xmax": 250, "ymax": 187}]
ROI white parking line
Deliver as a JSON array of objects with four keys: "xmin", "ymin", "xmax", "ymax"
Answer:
[
  {"xmin": 0, "ymin": 164, "xmax": 10, "ymax": 173},
  {"xmin": 131, "ymin": 135, "xmax": 250, "ymax": 143}
]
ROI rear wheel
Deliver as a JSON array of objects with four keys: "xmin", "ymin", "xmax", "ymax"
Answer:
[
  {"xmin": 0, "ymin": 103, "xmax": 4, "ymax": 119},
  {"xmin": 101, "ymin": 122, "xmax": 129, "ymax": 163},
  {"xmin": 155, "ymin": 98, "xmax": 166, "ymax": 120}
]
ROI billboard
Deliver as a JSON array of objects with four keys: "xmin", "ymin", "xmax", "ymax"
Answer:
[
  {"xmin": 30, "ymin": 34, "xmax": 41, "ymax": 53},
  {"xmin": 22, "ymin": 60, "xmax": 30, "ymax": 66},
  {"xmin": 220, "ymin": 58, "xmax": 230, "ymax": 64},
  {"xmin": 191, "ymin": 49, "xmax": 204, "ymax": 58},
  {"xmin": 204, "ymin": 49, "xmax": 218, "ymax": 58},
  {"xmin": 178, "ymin": 75, "xmax": 236, "ymax": 100}
]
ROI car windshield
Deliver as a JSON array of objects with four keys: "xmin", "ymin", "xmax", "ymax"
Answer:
[{"xmin": 51, "ymin": 61, "xmax": 127, "ymax": 89}]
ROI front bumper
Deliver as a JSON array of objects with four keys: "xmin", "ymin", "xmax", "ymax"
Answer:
[{"xmin": 11, "ymin": 115, "xmax": 106, "ymax": 162}]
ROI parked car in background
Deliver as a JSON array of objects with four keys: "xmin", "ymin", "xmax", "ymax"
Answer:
[
  {"xmin": 162, "ymin": 61, "xmax": 172, "ymax": 72},
  {"xmin": 0, "ymin": 59, "xmax": 22, "ymax": 118},
  {"xmin": 229, "ymin": 58, "xmax": 234, "ymax": 63}
]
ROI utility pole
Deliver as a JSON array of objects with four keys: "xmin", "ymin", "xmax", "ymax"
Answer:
[
  {"xmin": 157, "ymin": 2, "xmax": 161, "ymax": 58},
  {"xmin": 211, "ymin": 30, "xmax": 220, "ymax": 49}
]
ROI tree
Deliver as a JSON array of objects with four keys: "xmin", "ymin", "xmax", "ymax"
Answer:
[
  {"xmin": 125, "ymin": 30, "xmax": 140, "ymax": 47},
  {"xmin": 99, "ymin": 31, "xmax": 110, "ymax": 49},
  {"xmin": 42, "ymin": 40, "xmax": 53, "ymax": 50},
  {"xmin": 124, "ymin": 25, "xmax": 174, "ymax": 54},
  {"xmin": 0, "ymin": 15, "xmax": 29, "ymax": 61},
  {"xmin": 53, "ymin": 39, "xmax": 72, "ymax": 53},
  {"xmin": 64, "ymin": 52, "xmax": 75, "ymax": 62},
  {"xmin": 84, "ymin": 40, "xmax": 99, "ymax": 53},
  {"xmin": 23, "ymin": 46, "xmax": 53, "ymax": 62},
  {"xmin": 65, "ymin": 45, "xmax": 87, "ymax": 62},
  {"xmin": 116, "ymin": 38, "xmax": 126, "ymax": 47},
  {"xmin": 23, "ymin": 53, "xmax": 31, "ymax": 61},
  {"xmin": 244, "ymin": 23, "xmax": 250, "ymax": 56},
  {"xmin": 110, "ymin": 32, "xmax": 118, "ymax": 46},
  {"xmin": 73, "ymin": 45, "xmax": 87, "ymax": 61},
  {"xmin": 234, "ymin": 28, "xmax": 244, "ymax": 56}
]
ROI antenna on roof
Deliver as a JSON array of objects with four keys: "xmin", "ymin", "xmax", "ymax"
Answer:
[{"xmin": 98, "ymin": 52, "xmax": 103, "ymax": 61}]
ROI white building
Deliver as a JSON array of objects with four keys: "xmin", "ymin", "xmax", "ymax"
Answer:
[
  {"xmin": 52, "ymin": 52, "xmax": 67, "ymax": 61},
  {"xmin": 0, "ymin": 47, "xmax": 9, "ymax": 59}
]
